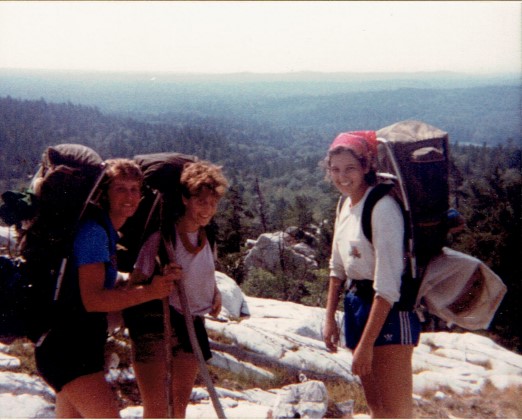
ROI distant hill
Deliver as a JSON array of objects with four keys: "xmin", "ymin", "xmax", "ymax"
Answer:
[{"xmin": 0, "ymin": 69, "xmax": 520, "ymax": 146}]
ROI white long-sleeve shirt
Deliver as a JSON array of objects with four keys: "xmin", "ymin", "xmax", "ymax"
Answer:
[{"xmin": 329, "ymin": 186, "xmax": 405, "ymax": 304}]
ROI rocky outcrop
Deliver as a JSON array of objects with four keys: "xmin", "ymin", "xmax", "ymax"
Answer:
[
  {"xmin": 244, "ymin": 230, "xmax": 318, "ymax": 275},
  {"xmin": 1, "ymin": 271, "xmax": 522, "ymax": 418},
  {"xmin": 216, "ymin": 271, "xmax": 250, "ymax": 319},
  {"xmin": 268, "ymin": 380, "xmax": 329, "ymax": 419}
]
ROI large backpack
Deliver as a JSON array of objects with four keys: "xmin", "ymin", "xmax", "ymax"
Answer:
[
  {"xmin": 117, "ymin": 152, "xmax": 217, "ymax": 338},
  {"xmin": 117, "ymin": 152, "xmax": 201, "ymax": 272},
  {"xmin": 376, "ymin": 120, "xmax": 452, "ymax": 270},
  {"xmin": 338, "ymin": 121, "xmax": 506, "ymax": 329},
  {"xmin": 0, "ymin": 144, "xmax": 106, "ymax": 342}
]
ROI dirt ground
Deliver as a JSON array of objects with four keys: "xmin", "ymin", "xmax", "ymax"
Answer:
[{"xmin": 412, "ymin": 385, "xmax": 522, "ymax": 419}]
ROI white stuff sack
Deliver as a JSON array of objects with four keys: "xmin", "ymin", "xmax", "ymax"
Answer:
[{"xmin": 416, "ymin": 247, "xmax": 507, "ymax": 330}]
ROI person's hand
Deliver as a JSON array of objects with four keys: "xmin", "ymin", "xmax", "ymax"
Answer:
[
  {"xmin": 162, "ymin": 262, "xmax": 183, "ymax": 279},
  {"xmin": 149, "ymin": 270, "xmax": 178, "ymax": 299},
  {"xmin": 209, "ymin": 288, "xmax": 222, "ymax": 317},
  {"xmin": 323, "ymin": 317, "xmax": 340, "ymax": 353},
  {"xmin": 351, "ymin": 343, "xmax": 373, "ymax": 377}
]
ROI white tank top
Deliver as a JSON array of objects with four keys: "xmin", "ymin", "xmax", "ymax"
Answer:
[{"xmin": 134, "ymin": 229, "xmax": 216, "ymax": 316}]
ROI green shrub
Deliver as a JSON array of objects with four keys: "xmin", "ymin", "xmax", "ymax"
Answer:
[{"xmin": 241, "ymin": 267, "xmax": 289, "ymax": 300}]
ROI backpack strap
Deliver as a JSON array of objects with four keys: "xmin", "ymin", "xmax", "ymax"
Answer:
[
  {"xmin": 362, "ymin": 183, "xmax": 420, "ymax": 311},
  {"xmin": 336, "ymin": 195, "xmax": 347, "ymax": 220},
  {"xmin": 205, "ymin": 221, "xmax": 217, "ymax": 251},
  {"xmin": 336, "ymin": 183, "xmax": 396, "ymax": 243},
  {"xmin": 361, "ymin": 183, "xmax": 395, "ymax": 244},
  {"xmin": 156, "ymin": 222, "xmax": 218, "ymax": 269}
]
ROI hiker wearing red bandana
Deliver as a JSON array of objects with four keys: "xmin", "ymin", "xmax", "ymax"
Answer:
[{"xmin": 322, "ymin": 131, "xmax": 421, "ymax": 418}]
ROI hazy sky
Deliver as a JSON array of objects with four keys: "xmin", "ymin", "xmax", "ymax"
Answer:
[{"xmin": 0, "ymin": 1, "xmax": 520, "ymax": 74}]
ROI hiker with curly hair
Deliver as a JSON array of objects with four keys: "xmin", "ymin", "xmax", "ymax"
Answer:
[
  {"xmin": 126, "ymin": 160, "xmax": 229, "ymax": 418},
  {"xmin": 322, "ymin": 132, "xmax": 421, "ymax": 418},
  {"xmin": 35, "ymin": 158, "xmax": 176, "ymax": 418}
]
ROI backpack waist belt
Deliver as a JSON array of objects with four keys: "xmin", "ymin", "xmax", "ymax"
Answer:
[{"xmin": 348, "ymin": 279, "xmax": 374, "ymax": 301}]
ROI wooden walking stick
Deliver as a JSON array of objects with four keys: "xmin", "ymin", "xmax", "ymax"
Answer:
[
  {"xmin": 156, "ymin": 255, "xmax": 174, "ymax": 418},
  {"xmin": 162, "ymin": 238, "xmax": 226, "ymax": 419},
  {"xmin": 162, "ymin": 297, "xmax": 174, "ymax": 418},
  {"xmin": 155, "ymin": 191, "xmax": 174, "ymax": 418}
]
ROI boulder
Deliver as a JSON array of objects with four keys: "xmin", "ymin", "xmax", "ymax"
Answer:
[
  {"xmin": 216, "ymin": 271, "xmax": 250, "ymax": 318},
  {"xmin": 269, "ymin": 380, "xmax": 328, "ymax": 419},
  {"xmin": 244, "ymin": 232, "xmax": 318, "ymax": 275}
]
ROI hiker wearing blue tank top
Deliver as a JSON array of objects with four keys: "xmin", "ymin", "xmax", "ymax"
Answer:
[
  {"xmin": 35, "ymin": 158, "xmax": 176, "ymax": 418},
  {"xmin": 322, "ymin": 131, "xmax": 421, "ymax": 418}
]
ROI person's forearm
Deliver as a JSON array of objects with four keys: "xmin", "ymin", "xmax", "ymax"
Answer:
[
  {"xmin": 325, "ymin": 277, "xmax": 344, "ymax": 319},
  {"xmin": 358, "ymin": 295, "xmax": 392, "ymax": 348},
  {"xmin": 82, "ymin": 284, "xmax": 159, "ymax": 312}
]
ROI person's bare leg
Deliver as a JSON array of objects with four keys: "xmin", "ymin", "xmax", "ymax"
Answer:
[
  {"xmin": 359, "ymin": 371, "xmax": 383, "ymax": 418},
  {"xmin": 133, "ymin": 358, "xmax": 169, "ymax": 418},
  {"xmin": 372, "ymin": 345, "xmax": 414, "ymax": 418},
  {"xmin": 59, "ymin": 371, "xmax": 120, "ymax": 418},
  {"xmin": 55, "ymin": 392, "xmax": 82, "ymax": 418},
  {"xmin": 171, "ymin": 352, "xmax": 199, "ymax": 418}
]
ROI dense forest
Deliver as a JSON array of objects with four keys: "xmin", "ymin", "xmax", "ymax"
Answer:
[{"xmin": 0, "ymin": 91, "xmax": 521, "ymax": 351}]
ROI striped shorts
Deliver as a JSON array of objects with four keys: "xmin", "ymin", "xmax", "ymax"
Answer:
[{"xmin": 344, "ymin": 291, "xmax": 421, "ymax": 350}]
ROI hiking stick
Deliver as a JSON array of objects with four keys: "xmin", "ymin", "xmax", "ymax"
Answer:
[
  {"xmin": 162, "ymin": 238, "xmax": 226, "ymax": 419},
  {"xmin": 157, "ymin": 256, "xmax": 174, "ymax": 418},
  {"xmin": 156, "ymin": 217, "xmax": 174, "ymax": 419},
  {"xmin": 156, "ymin": 191, "xmax": 174, "ymax": 418},
  {"xmin": 162, "ymin": 297, "xmax": 174, "ymax": 418}
]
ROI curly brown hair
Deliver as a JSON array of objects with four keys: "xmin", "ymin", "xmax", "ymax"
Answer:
[{"xmin": 180, "ymin": 161, "xmax": 228, "ymax": 198}]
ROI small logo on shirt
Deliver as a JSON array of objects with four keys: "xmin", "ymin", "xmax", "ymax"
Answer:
[
  {"xmin": 350, "ymin": 246, "xmax": 361, "ymax": 259},
  {"xmin": 384, "ymin": 333, "xmax": 394, "ymax": 342}
]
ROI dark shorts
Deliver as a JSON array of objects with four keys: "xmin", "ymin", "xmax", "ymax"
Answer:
[
  {"xmin": 129, "ymin": 305, "xmax": 211, "ymax": 364},
  {"xmin": 35, "ymin": 323, "xmax": 107, "ymax": 392},
  {"xmin": 344, "ymin": 290, "xmax": 421, "ymax": 350}
]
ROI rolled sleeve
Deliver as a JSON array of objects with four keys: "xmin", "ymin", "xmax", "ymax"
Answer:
[
  {"xmin": 134, "ymin": 232, "xmax": 161, "ymax": 278},
  {"xmin": 371, "ymin": 197, "xmax": 405, "ymax": 304},
  {"xmin": 329, "ymin": 229, "xmax": 347, "ymax": 281}
]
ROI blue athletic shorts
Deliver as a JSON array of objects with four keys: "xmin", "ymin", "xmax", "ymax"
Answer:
[{"xmin": 344, "ymin": 291, "xmax": 421, "ymax": 350}]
